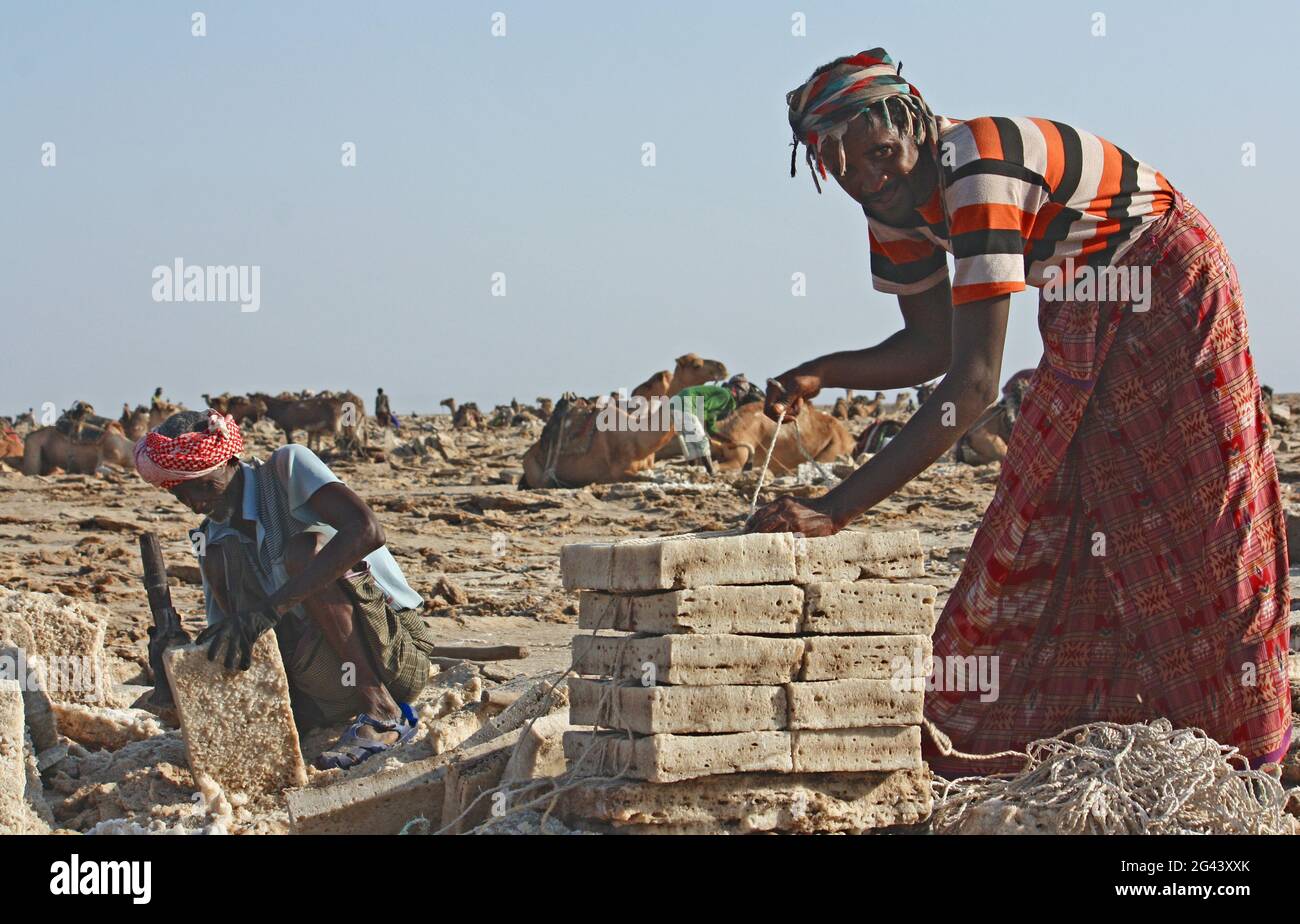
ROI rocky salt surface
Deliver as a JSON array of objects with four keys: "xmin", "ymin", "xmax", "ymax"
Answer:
[{"xmin": 0, "ymin": 397, "xmax": 1296, "ymax": 833}]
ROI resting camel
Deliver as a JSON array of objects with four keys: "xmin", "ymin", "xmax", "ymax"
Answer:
[
  {"xmin": 954, "ymin": 369, "xmax": 1034, "ymax": 465},
  {"xmin": 446, "ymin": 401, "xmax": 484, "ymax": 429},
  {"xmin": 854, "ymin": 417, "xmax": 905, "ymax": 456},
  {"xmin": 519, "ymin": 354, "xmax": 729, "ymax": 487},
  {"xmin": 519, "ymin": 393, "xmax": 685, "ymax": 487},
  {"xmin": 148, "ymin": 400, "xmax": 183, "ymax": 430},
  {"xmin": 1, "ymin": 421, "xmax": 23, "ymax": 463},
  {"xmin": 711, "ymin": 403, "xmax": 854, "ymax": 474},
  {"xmin": 120, "ymin": 404, "xmax": 152, "ymax": 440},
  {"xmin": 887, "ymin": 391, "xmax": 915, "ymax": 415},
  {"xmin": 23, "ymin": 423, "xmax": 134, "ymax": 475},
  {"xmin": 631, "ymin": 353, "xmax": 729, "ymax": 399},
  {"xmin": 851, "ymin": 393, "xmax": 886, "ymax": 419}
]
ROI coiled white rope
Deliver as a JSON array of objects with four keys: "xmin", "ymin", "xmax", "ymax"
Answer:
[{"xmin": 930, "ymin": 719, "xmax": 1297, "ymax": 835}]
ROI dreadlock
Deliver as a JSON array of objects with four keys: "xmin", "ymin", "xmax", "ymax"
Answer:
[{"xmin": 786, "ymin": 49, "xmax": 939, "ymax": 194}]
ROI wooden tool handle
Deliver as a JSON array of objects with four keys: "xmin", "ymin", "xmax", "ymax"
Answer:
[
  {"xmin": 428, "ymin": 644, "xmax": 529, "ymax": 661},
  {"xmin": 139, "ymin": 532, "xmax": 175, "ymax": 616}
]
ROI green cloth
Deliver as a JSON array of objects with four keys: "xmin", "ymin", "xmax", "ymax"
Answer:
[{"xmin": 673, "ymin": 385, "xmax": 736, "ymax": 434}]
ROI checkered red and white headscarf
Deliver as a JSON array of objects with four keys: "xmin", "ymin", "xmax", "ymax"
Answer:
[{"xmin": 134, "ymin": 409, "xmax": 244, "ymax": 489}]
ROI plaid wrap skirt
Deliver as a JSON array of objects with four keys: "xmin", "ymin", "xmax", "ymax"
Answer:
[{"xmin": 924, "ymin": 191, "xmax": 1291, "ymax": 775}]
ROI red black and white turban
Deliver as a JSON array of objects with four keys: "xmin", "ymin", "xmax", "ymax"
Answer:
[{"xmin": 134, "ymin": 409, "xmax": 244, "ymax": 489}]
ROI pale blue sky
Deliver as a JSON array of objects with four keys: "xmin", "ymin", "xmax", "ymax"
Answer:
[{"xmin": 3, "ymin": 0, "xmax": 1295, "ymax": 415}]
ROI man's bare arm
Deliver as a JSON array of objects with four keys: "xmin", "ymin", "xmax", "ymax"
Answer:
[
  {"xmin": 766, "ymin": 279, "xmax": 953, "ymax": 417},
  {"xmin": 748, "ymin": 293, "xmax": 1009, "ymax": 535},
  {"xmin": 264, "ymin": 482, "xmax": 385, "ymax": 614}
]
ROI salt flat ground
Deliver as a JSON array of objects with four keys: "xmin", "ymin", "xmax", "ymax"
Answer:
[
  {"xmin": 0, "ymin": 409, "xmax": 1002, "ymax": 680},
  {"xmin": 3, "ymin": 401, "xmax": 1296, "ymax": 833}
]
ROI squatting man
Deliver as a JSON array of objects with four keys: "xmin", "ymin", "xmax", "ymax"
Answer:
[{"xmin": 134, "ymin": 409, "xmax": 438, "ymax": 770}]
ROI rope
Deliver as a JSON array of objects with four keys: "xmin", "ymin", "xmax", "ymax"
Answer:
[
  {"xmin": 749, "ymin": 408, "xmax": 786, "ymax": 513},
  {"xmin": 540, "ymin": 415, "xmax": 570, "ymax": 489},
  {"xmin": 930, "ymin": 719, "xmax": 1298, "ymax": 835},
  {"xmin": 422, "ymin": 606, "xmax": 640, "ymax": 835},
  {"xmin": 922, "ymin": 716, "xmax": 1029, "ymax": 765},
  {"xmin": 788, "ymin": 417, "xmax": 818, "ymax": 464}
]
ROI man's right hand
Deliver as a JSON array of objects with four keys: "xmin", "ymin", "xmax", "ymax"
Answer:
[
  {"xmin": 764, "ymin": 368, "xmax": 823, "ymax": 421},
  {"xmin": 195, "ymin": 605, "xmax": 279, "ymax": 672}
]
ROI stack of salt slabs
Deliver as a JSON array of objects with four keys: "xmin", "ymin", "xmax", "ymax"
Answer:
[{"xmin": 557, "ymin": 528, "xmax": 936, "ymax": 834}]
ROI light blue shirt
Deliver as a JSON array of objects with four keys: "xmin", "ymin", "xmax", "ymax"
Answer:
[{"xmin": 199, "ymin": 444, "xmax": 424, "ymax": 624}]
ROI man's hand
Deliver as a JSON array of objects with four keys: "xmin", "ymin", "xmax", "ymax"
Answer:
[
  {"xmin": 195, "ymin": 605, "xmax": 280, "ymax": 672},
  {"xmin": 765, "ymin": 368, "xmax": 823, "ymax": 421},
  {"xmin": 745, "ymin": 494, "xmax": 841, "ymax": 537}
]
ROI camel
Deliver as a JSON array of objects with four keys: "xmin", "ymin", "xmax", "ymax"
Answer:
[
  {"xmin": 148, "ymin": 400, "xmax": 183, "ymax": 430},
  {"xmin": 449, "ymin": 402, "xmax": 484, "ymax": 429},
  {"xmin": 333, "ymin": 390, "xmax": 367, "ymax": 452},
  {"xmin": 854, "ymin": 417, "xmax": 906, "ymax": 456},
  {"xmin": 711, "ymin": 403, "xmax": 854, "ymax": 474},
  {"xmin": 887, "ymin": 391, "xmax": 915, "ymax": 415},
  {"xmin": 519, "ymin": 393, "xmax": 683, "ymax": 488},
  {"xmin": 22, "ymin": 424, "xmax": 135, "ymax": 475},
  {"xmin": 120, "ymin": 404, "xmax": 151, "ymax": 440},
  {"xmin": 253, "ymin": 391, "xmax": 366, "ymax": 453},
  {"xmin": 834, "ymin": 393, "xmax": 886, "ymax": 420},
  {"xmin": 52, "ymin": 404, "xmax": 128, "ymax": 443},
  {"xmin": 202, "ymin": 393, "xmax": 266, "ymax": 424},
  {"xmin": 954, "ymin": 369, "xmax": 1034, "ymax": 465},
  {"xmin": 536, "ymin": 397, "xmax": 554, "ymax": 421},
  {"xmin": 519, "ymin": 354, "xmax": 729, "ymax": 486},
  {"xmin": 1, "ymin": 421, "xmax": 23, "ymax": 463},
  {"xmin": 849, "ymin": 393, "xmax": 886, "ymax": 419},
  {"xmin": 230, "ymin": 394, "xmax": 268, "ymax": 424},
  {"xmin": 631, "ymin": 353, "xmax": 729, "ymax": 399}
]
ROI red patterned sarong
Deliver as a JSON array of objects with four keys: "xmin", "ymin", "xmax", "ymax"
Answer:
[{"xmin": 924, "ymin": 191, "xmax": 1291, "ymax": 775}]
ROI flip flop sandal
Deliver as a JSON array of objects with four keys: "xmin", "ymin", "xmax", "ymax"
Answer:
[{"xmin": 315, "ymin": 702, "xmax": 418, "ymax": 771}]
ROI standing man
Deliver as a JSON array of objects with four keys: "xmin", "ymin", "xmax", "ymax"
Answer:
[
  {"xmin": 375, "ymin": 387, "xmax": 399, "ymax": 432},
  {"xmin": 748, "ymin": 48, "xmax": 1289, "ymax": 775}
]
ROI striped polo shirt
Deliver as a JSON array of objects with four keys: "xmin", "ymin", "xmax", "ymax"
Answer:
[{"xmin": 868, "ymin": 116, "xmax": 1175, "ymax": 306}]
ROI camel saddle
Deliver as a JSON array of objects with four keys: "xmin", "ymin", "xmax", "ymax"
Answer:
[
  {"xmin": 535, "ymin": 395, "xmax": 600, "ymax": 468},
  {"xmin": 55, "ymin": 409, "xmax": 124, "ymax": 445}
]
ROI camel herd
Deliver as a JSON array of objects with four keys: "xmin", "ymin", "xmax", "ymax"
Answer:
[
  {"xmin": 3, "ymin": 389, "xmax": 372, "ymax": 476},
  {"xmin": 1, "ymin": 362, "xmax": 1032, "ymax": 482}
]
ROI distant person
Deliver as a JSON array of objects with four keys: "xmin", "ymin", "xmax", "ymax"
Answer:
[
  {"xmin": 748, "ymin": 47, "xmax": 1289, "ymax": 777},
  {"xmin": 133, "ymin": 409, "xmax": 436, "ymax": 770},
  {"xmin": 374, "ymin": 387, "xmax": 399, "ymax": 432},
  {"xmin": 151, "ymin": 387, "xmax": 166, "ymax": 410}
]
